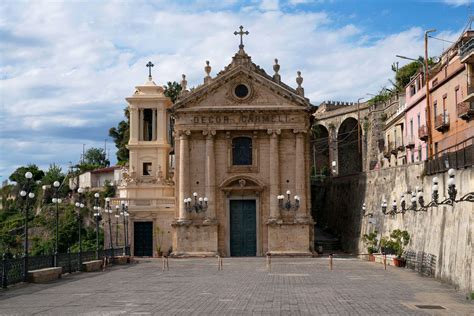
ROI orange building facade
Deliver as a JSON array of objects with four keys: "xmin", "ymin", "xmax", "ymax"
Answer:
[{"xmin": 428, "ymin": 31, "xmax": 474, "ymax": 158}]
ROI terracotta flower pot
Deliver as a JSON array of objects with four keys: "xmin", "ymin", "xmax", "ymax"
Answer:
[
  {"xmin": 392, "ymin": 257, "xmax": 406, "ymax": 267},
  {"xmin": 369, "ymin": 254, "xmax": 375, "ymax": 262}
]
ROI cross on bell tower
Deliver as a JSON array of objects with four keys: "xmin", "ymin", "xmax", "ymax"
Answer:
[
  {"xmin": 146, "ymin": 61, "xmax": 154, "ymax": 80},
  {"xmin": 234, "ymin": 25, "xmax": 249, "ymax": 51}
]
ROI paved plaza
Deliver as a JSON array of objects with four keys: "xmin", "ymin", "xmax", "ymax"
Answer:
[{"xmin": 0, "ymin": 257, "xmax": 472, "ymax": 315}]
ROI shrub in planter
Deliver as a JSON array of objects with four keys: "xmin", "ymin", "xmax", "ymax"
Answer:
[
  {"xmin": 362, "ymin": 231, "xmax": 378, "ymax": 261},
  {"xmin": 380, "ymin": 230, "xmax": 410, "ymax": 267}
]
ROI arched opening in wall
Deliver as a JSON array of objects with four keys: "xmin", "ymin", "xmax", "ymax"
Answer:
[
  {"xmin": 311, "ymin": 124, "xmax": 330, "ymax": 176},
  {"xmin": 337, "ymin": 118, "xmax": 362, "ymax": 175}
]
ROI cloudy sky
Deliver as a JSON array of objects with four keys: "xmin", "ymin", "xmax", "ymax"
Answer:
[{"xmin": 0, "ymin": 0, "xmax": 471, "ymax": 180}]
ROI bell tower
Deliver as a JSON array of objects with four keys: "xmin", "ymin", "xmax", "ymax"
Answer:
[{"xmin": 126, "ymin": 63, "xmax": 173, "ymax": 180}]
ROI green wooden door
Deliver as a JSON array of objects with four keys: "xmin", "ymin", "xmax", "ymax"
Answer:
[
  {"xmin": 230, "ymin": 200, "xmax": 257, "ymax": 256},
  {"xmin": 134, "ymin": 222, "xmax": 153, "ymax": 257}
]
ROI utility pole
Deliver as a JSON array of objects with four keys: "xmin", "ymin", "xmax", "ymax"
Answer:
[{"xmin": 425, "ymin": 29, "xmax": 436, "ymax": 159}]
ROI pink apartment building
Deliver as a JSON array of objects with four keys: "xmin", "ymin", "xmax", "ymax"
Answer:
[{"xmin": 404, "ymin": 72, "xmax": 428, "ymax": 163}]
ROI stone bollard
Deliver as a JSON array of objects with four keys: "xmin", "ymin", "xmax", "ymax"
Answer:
[
  {"xmin": 329, "ymin": 254, "xmax": 333, "ymax": 271},
  {"xmin": 266, "ymin": 254, "xmax": 271, "ymax": 271},
  {"xmin": 162, "ymin": 256, "xmax": 169, "ymax": 272},
  {"xmin": 217, "ymin": 255, "xmax": 223, "ymax": 271}
]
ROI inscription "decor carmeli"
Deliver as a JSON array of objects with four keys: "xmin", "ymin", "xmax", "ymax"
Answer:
[{"xmin": 193, "ymin": 114, "xmax": 291, "ymax": 124}]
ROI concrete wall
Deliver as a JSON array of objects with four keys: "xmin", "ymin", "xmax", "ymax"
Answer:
[{"xmin": 319, "ymin": 163, "xmax": 473, "ymax": 293}]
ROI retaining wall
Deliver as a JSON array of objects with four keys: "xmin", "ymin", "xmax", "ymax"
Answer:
[{"xmin": 320, "ymin": 163, "xmax": 473, "ymax": 293}]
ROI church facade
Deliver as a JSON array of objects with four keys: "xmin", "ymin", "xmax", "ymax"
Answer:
[{"xmin": 118, "ymin": 30, "xmax": 315, "ymax": 257}]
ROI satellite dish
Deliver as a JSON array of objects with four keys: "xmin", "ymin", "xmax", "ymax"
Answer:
[{"xmin": 432, "ymin": 56, "xmax": 440, "ymax": 63}]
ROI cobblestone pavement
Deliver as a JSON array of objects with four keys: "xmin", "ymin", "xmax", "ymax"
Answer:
[{"xmin": 0, "ymin": 257, "xmax": 472, "ymax": 315}]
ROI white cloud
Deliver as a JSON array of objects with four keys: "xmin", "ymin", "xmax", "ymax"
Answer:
[
  {"xmin": 260, "ymin": 0, "xmax": 279, "ymax": 11},
  {"xmin": 0, "ymin": 0, "xmax": 463, "ymax": 178},
  {"xmin": 442, "ymin": 0, "xmax": 471, "ymax": 6}
]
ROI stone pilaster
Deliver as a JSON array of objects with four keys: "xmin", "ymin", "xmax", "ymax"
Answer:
[
  {"xmin": 204, "ymin": 130, "xmax": 216, "ymax": 222},
  {"xmin": 294, "ymin": 129, "xmax": 307, "ymax": 218},
  {"xmin": 178, "ymin": 130, "xmax": 191, "ymax": 222},
  {"xmin": 268, "ymin": 129, "xmax": 281, "ymax": 220}
]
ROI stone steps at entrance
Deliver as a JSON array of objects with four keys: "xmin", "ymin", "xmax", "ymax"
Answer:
[
  {"xmin": 314, "ymin": 226, "xmax": 341, "ymax": 253},
  {"xmin": 315, "ymin": 240, "xmax": 342, "ymax": 253}
]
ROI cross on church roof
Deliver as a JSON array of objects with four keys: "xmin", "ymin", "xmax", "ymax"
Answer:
[
  {"xmin": 234, "ymin": 25, "xmax": 249, "ymax": 50},
  {"xmin": 146, "ymin": 61, "xmax": 154, "ymax": 80}
]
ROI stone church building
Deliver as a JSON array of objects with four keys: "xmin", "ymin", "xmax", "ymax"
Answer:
[{"xmin": 118, "ymin": 29, "xmax": 314, "ymax": 257}]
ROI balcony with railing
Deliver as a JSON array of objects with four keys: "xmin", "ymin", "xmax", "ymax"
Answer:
[
  {"xmin": 418, "ymin": 125, "xmax": 428, "ymax": 141},
  {"xmin": 460, "ymin": 37, "xmax": 474, "ymax": 64},
  {"xmin": 405, "ymin": 135, "xmax": 415, "ymax": 148},
  {"xmin": 457, "ymin": 101, "xmax": 474, "ymax": 120},
  {"xmin": 434, "ymin": 112, "xmax": 450, "ymax": 132}
]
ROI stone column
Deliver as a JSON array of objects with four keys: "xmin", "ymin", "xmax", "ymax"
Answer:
[
  {"xmin": 268, "ymin": 129, "xmax": 281, "ymax": 220},
  {"xmin": 178, "ymin": 130, "xmax": 190, "ymax": 222},
  {"xmin": 129, "ymin": 108, "xmax": 139, "ymax": 143},
  {"xmin": 294, "ymin": 129, "xmax": 307, "ymax": 218},
  {"xmin": 204, "ymin": 130, "xmax": 216, "ymax": 221},
  {"xmin": 152, "ymin": 109, "xmax": 157, "ymax": 141}
]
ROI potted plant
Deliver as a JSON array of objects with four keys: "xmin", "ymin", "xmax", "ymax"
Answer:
[
  {"xmin": 380, "ymin": 230, "xmax": 410, "ymax": 267},
  {"xmin": 362, "ymin": 230, "xmax": 378, "ymax": 261}
]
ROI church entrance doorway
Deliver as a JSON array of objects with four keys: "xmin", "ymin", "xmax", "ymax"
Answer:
[
  {"xmin": 134, "ymin": 222, "xmax": 153, "ymax": 257},
  {"xmin": 230, "ymin": 200, "xmax": 257, "ymax": 257}
]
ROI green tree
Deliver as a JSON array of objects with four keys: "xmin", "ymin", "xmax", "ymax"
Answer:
[
  {"xmin": 393, "ymin": 60, "xmax": 422, "ymax": 92},
  {"xmin": 103, "ymin": 179, "xmax": 116, "ymax": 198},
  {"xmin": 9, "ymin": 164, "xmax": 44, "ymax": 185},
  {"xmin": 109, "ymin": 107, "xmax": 130, "ymax": 165},
  {"xmin": 78, "ymin": 147, "xmax": 110, "ymax": 172},
  {"xmin": 42, "ymin": 163, "xmax": 65, "ymax": 185},
  {"xmin": 164, "ymin": 81, "xmax": 182, "ymax": 103}
]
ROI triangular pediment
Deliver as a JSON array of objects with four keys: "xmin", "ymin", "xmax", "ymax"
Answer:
[{"xmin": 172, "ymin": 51, "xmax": 312, "ymax": 112}]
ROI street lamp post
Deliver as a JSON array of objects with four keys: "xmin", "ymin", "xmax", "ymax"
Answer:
[
  {"xmin": 120, "ymin": 202, "xmax": 129, "ymax": 255},
  {"xmin": 114, "ymin": 205, "xmax": 120, "ymax": 248},
  {"xmin": 93, "ymin": 193, "xmax": 102, "ymax": 260},
  {"xmin": 105, "ymin": 197, "xmax": 114, "ymax": 258},
  {"xmin": 75, "ymin": 188, "xmax": 85, "ymax": 271},
  {"xmin": 52, "ymin": 180, "xmax": 61, "ymax": 267},
  {"xmin": 20, "ymin": 171, "xmax": 35, "ymax": 282}
]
